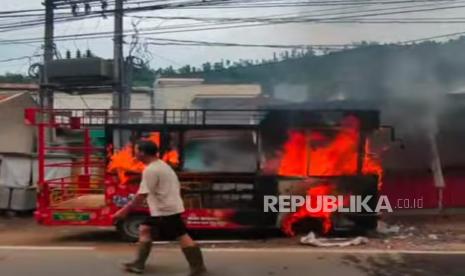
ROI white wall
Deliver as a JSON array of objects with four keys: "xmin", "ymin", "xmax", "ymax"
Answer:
[{"xmin": 0, "ymin": 93, "xmax": 37, "ymax": 154}]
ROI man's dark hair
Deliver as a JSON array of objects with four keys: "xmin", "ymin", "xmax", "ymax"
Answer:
[{"xmin": 136, "ymin": 140, "xmax": 159, "ymax": 156}]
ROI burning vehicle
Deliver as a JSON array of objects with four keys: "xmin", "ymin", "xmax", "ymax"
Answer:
[{"xmin": 25, "ymin": 108, "xmax": 396, "ymax": 240}]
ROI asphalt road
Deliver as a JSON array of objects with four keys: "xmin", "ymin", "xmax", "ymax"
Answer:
[
  {"xmin": 0, "ymin": 247, "xmax": 465, "ymax": 276},
  {"xmin": 1, "ymin": 216, "xmax": 465, "ymax": 276}
]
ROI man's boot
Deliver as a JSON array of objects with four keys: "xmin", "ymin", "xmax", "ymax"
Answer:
[
  {"xmin": 182, "ymin": 246, "xmax": 207, "ymax": 276},
  {"xmin": 123, "ymin": 241, "xmax": 152, "ymax": 274}
]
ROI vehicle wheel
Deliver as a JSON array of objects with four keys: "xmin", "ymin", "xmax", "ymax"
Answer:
[{"xmin": 116, "ymin": 214, "xmax": 147, "ymax": 242}]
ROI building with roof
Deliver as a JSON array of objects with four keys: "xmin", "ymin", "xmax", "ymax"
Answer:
[
  {"xmin": 53, "ymin": 78, "xmax": 262, "ymax": 110},
  {"xmin": 0, "ymin": 87, "xmax": 39, "ymax": 212},
  {"xmin": 0, "ymin": 90, "xmax": 38, "ymax": 154}
]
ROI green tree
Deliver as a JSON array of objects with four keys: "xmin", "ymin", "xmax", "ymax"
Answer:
[
  {"xmin": 0, "ymin": 73, "xmax": 33, "ymax": 83},
  {"xmin": 213, "ymin": 61, "xmax": 224, "ymax": 71},
  {"xmin": 178, "ymin": 65, "xmax": 192, "ymax": 74},
  {"xmin": 202, "ymin": 62, "xmax": 212, "ymax": 72}
]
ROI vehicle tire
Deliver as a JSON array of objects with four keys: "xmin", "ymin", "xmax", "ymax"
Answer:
[{"xmin": 116, "ymin": 214, "xmax": 148, "ymax": 242}]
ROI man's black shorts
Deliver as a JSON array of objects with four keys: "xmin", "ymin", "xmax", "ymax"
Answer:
[{"xmin": 141, "ymin": 213, "xmax": 187, "ymax": 240}]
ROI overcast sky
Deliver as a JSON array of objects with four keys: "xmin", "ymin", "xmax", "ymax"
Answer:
[{"xmin": 1, "ymin": 0, "xmax": 465, "ymax": 74}]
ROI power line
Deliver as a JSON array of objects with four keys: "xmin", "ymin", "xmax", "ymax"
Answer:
[
  {"xmin": 0, "ymin": 8, "xmax": 44, "ymax": 15},
  {"xmin": 170, "ymin": 0, "xmax": 465, "ymax": 8},
  {"xmin": 0, "ymin": 0, "xmax": 228, "ymax": 33},
  {"xmin": 145, "ymin": 37, "xmax": 351, "ymax": 49},
  {"xmin": 0, "ymin": 0, "xmax": 464, "ymax": 54},
  {"xmin": 0, "ymin": 0, "xmax": 463, "ymax": 34},
  {"xmin": 0, "ymin": 55, "xmax": 41, "ymax": 63},
  {"xmin": 131, "ymin": 14, "xmax": 465, "ymax": 24},
  {"xmin": 3, "ymin": 0, "xmax": 465, "ymax": 45},
  {"xmin": 144, "ymin": 33, "xmax": 465, "ymax": 49}
]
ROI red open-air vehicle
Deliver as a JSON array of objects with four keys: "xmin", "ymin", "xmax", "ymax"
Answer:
[{"xmin": 25, "ymin": 108, "xmax": 391, "ymax": 241}]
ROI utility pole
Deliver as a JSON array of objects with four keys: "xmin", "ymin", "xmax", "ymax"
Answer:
[
  {"xmin": 113, "ymin": 0, "xmax": 124, "ymax": 147},
  {"xmin": 42, "ymin": 0, "xmax": 54, "ymax": 110},
  {"xmin": 124, "ymin": 56, "xmax": 132, "ymax": 111},
  {"xmin": 113, "ymin": 0, "xmax": 124, "ymax": 112},
  {"xmin": 40, "ymin": 0, "xmax": 55, "ymax": 144},
  {"xmin": 113, "ymin": 0, "xmax": 131, "ymax": 147}
]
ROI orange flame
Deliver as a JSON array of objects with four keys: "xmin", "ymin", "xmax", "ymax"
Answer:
[
  {"xmin": 107, "ymin": 132, "xmax": 180, "ymax": 184},
  {"xmin": 282, "ymin": 184, "xmax": 336, "ymax": 236},
  {"xmin": 278, "ymin": 116, "xmax": 383, "ymax": 235},
  {"xmin": 277, "ymin": 116, "xmax": 363, "ymax": 177},
  {"xmin": 146, "ymin": 132, "xmax": 161, "ymax": 147},
  {"xmin": 107, "ymin": 144, "xmax": 145, "ymax": 185},
  {"xmin": 163, "ymin": 150, "xmax": 180, "ymax": 166},
  {"xmin": 278, "ymin": 131, "xmax": 309, "ymax": 176},
  {"xmin": 308, "ymin": 120, "xmax": 360, "ymax": 176}
]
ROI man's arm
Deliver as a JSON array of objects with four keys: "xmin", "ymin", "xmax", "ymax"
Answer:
[
  {"xmin": 112, "ymin": 193, "xmax": 148, "ymax": 221},
  {"xmin": 112, "ymin": 167, "xmax": 157, "ymax": 221}
]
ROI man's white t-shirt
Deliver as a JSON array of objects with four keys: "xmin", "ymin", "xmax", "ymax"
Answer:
[{"xmin": 137, "ymin": 159, "xmax": 185, "ymax": 217}]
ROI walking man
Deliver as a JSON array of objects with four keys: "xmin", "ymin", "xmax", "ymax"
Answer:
[{"xmin": 112, "ymin": 140, "xmax": 207, "ymax": 275}]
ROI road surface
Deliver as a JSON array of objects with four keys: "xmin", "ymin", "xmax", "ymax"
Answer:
[
  {"xmin": 0, "ymin": 246, "xmax": 464, "ymax": 276},
  {"xmin": 1, "ymin": 216, "xmax": 465, "ymax": 275}
]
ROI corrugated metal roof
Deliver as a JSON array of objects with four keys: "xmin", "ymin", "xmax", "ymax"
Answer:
[
  {"xmin": 0, "ymin": 92, "xmax": 22, "ymax": 103},
  {"xmin": 192, "ymin": 96, "xmax": 268, "ymax": 109},
  {"xmin": 0, "ymin": 83, "xmax": 37, "ymax": 104},
  {"xmin": 54, "ymin": 82, "xmax": 262, "ymax": 109},
  {"xmin": 158, "ymin": 78, "xmax": 204, "ymax": 87},
  {"xmin": 54, "ymin": 93, "xmax": 150, "ymax": 109},
  {"xmin": 155, "ymin": 84, "xmax": 261, "ymax": 109},
  {"xmin": 0, "ymin": 83, "xmax": 38, "ymax": 90},
  {"xmin": 0, "ymin": 95, "xmax": 10, "ymax": 101},
  {"xmin": 194, "ymin": 93, "xmax": 259, "ymax": 99}
]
